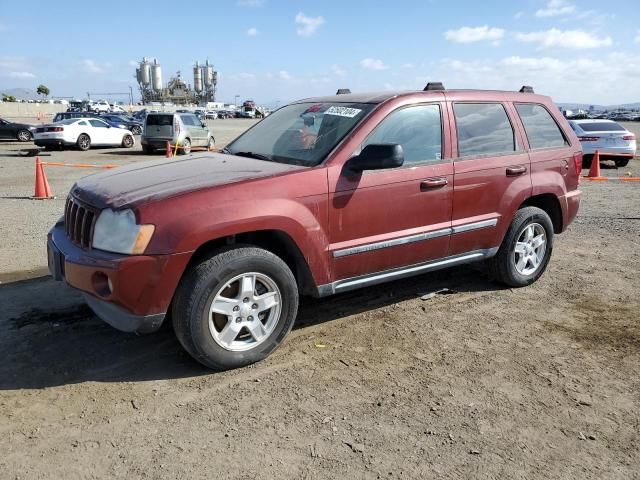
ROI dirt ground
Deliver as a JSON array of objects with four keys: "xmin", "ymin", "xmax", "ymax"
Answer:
[{"xmin": 0, "ymin": 121, "xmax": 639, "ymax": 479}]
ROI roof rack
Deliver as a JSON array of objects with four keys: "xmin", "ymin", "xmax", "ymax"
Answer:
[
  {"xmin": 519, "ymin": 85, "xmax": 534, "ymax": 93},
  {"xmin": 424, "ymin": 82, "xmax": 445, "ymax": 91},
  {"xmin": 336, "ymin": 88, "xmax": 351, "ymax": 95}
]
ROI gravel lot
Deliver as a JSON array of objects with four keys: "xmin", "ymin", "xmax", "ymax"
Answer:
[{"xmin": 0, "ymin": 121, "xmax": 639, "ymax": 479}]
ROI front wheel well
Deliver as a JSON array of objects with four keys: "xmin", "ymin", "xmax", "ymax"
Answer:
[
  {"xmin": 519, "ymin": 194, "xmax": 562, "ymax": 233},
  {"xmin": 185, "ymin": 230, "xmax": 316, "ymax": 296}
]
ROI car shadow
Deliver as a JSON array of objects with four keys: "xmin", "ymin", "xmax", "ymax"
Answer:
[{"xmin": 0, "ymin": 264, "xmax": 500, "ymax": 390}]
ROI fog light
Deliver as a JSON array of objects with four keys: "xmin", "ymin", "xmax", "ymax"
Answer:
[{"xmin": 92, "ymin": 272, "xmax": 112, "ymax": 297}]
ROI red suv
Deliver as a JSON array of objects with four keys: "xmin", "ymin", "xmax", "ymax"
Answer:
[{"xmin": 48, "ymin": 84, "xmax": 582, "ymax": 370}]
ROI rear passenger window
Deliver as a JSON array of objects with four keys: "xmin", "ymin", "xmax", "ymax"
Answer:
[
  {"xmin": 454, "ymin": 103, "xmax": 516, "ymax": 157},
  {"xmin": 515, "ymin": 104, "xmax": 568, "ymax": 149},
  {"xmin": 363, "ymin": 104, "xmax": 442, "ymax": 165}
]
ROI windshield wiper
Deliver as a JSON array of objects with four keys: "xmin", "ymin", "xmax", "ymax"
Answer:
[{"xmin": 231, "ymin": 151, "xmax": 271, "ymax": 161}]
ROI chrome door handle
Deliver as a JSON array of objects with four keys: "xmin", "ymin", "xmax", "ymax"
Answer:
[
  {"xmin": 420, "ymin": 177, "xmax": 448, "ymax": 190},
  {"xmin": 506, "ymin": 165, "xmax": 527, "ymax": 176}
]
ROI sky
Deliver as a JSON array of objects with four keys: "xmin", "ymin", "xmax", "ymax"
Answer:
[{"xmin": 1, "ymin": 0, "xmax": 639, "ymax": 106}]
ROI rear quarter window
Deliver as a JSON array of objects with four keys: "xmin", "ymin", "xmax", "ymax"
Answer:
[
  {"xmin": 515, "ymin": 104, "xmax": 569, "ymax": 149},
  {"xmin": 146, "ymin": 115, "xmax": 173, "ymax": 126},
  {"xmin": 454, "ymin": 103, "xmax": 517, "ymax": 157}
]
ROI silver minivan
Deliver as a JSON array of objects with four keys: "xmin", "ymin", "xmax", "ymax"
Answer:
[{"xmin": 141, "ymin": 113, "xmax": 215, "ymax": 154}]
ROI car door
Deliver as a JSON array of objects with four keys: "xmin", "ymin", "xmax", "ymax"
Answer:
[
  {"xmin": 328, "ymin": 102, "xmax": 453, "ymax": 283},
  {"xmin": 447, "ymin": 99, "xmax": 532, "ymax": 256},
  {"xmin": 0, "ymin": 119, "xmax": 12, "ymax": 139},
  {"xmin": 186, "ymin": 114, "xmax": 207, "ymax": 145},
  {"xmin": 87, "ymin": 119, "xmax": 111, "ymax": 145}
]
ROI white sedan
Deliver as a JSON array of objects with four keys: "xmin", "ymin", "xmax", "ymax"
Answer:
[
  {"xmin": 569, "ymin": 119, "xmax": 636, "ymax": 168},
  {"xmin": 34, "ymin": 118, "xmax": 135, "ymax": 151}
]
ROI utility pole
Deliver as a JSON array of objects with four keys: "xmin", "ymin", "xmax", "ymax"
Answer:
[{"xmin": 234, "ymin": 94, "xmax": 240, "ymax": 108}]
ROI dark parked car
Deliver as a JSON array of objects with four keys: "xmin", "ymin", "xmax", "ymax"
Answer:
[
  {"xmin": 48, "ymin": 84, "xmax": 582, "ymax": 370},
  {"xmin": 53, "ymin": 111, "xmax": 96, "ymax": 122},
  {"xmin": 0, "ymin": 117, "xmax": 34, "ymax": 142},
  {"xmin": 100, "ymin": 114, "xmax": 143, "ymax": 135}
]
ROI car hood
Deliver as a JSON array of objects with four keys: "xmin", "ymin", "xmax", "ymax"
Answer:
[{"xmin": 71, "ymin": 153, "xmax": 305, "ymax": 209}]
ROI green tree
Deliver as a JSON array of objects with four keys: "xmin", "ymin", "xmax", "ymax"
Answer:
[
  {"xmin": 2, "ymin": 94, "xmax": 17, "ymax": 102},
  {"xmin": 36, "ymin": 84, "xmax": 50, "ymax": 99}
]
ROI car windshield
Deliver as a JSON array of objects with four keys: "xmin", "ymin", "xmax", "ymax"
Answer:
[
  {"xmin": 578, "ymin": 122, "xmax": 626, "ymax": 132},
  {"xmin": 58, "ymin": 119, "xmax": 80, "ymax": 125},
  {"xmin": 225, "ymin": 102, "xmax": 375, "ymax": 166}
]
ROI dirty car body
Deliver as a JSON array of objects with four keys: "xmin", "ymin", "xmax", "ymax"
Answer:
[{"xmin": 48, "ymin": 86, "xmax": 582, "ymax": 369}]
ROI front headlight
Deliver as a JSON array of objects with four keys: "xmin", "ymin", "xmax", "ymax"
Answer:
[{"xmin": 92, "ymin": 209, "xmax": 155, "ymax": 255}]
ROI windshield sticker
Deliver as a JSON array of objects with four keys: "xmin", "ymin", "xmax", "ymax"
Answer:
[{"xmin": 325, "ymin": 106, "xmax": 362, "ymax": 118}]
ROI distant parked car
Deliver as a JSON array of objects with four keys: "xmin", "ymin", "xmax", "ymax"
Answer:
[
  {"xmin": 569, "ymin": 119, "xmax": 636, "ymax": 167},
  {"xmin": 141, "ymin": 112, "xmax": 215, "ymax": 154},
  {"xmin": 205, "ymin": 110, "xmax": 218, "ymax": 119},
  {"xmin": 53, "ymin": 111, "xmax": 96, "ymax": 122},
  {"xmin": 100, "ymin": 114, "xmax": 143, "ymax": 135},
  {"xmin": 0, "ymin": 117, "xmax": 35, "ymax": 142},
  {"xmin": 90, "ymin": 101, "xmax": 111, "ymax": 113},
  {"xmin": 34, "ymin": 118, "xmax": 135, "ymax": 151},
  {"xmin": 110, "ymin": 105, "xmax": 127, "ymax": 114}
]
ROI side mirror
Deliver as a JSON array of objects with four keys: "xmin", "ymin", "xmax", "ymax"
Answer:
[
  {"xmin": 201, "ymin": 122, "xmax": 207, "ymax": 128},
  {"xmin": 346, "ymin": 144, "xmax": 404, "ymax": 172}
]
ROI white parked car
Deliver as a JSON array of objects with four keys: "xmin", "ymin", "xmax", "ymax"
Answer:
[
  {"xmin": 569, "ymin": 119, "xmax": 636, "ymax": 167},
  {"xmin": 90, "ymin": 100, "xmax": 111, "ymax": 113},
  {"xmin": 33, "ymin": 118, "xmax": 135, "ymax": 151},
  {"xmin": 110, "ymin": 105, "xmax": 127, "ymax": 114}
]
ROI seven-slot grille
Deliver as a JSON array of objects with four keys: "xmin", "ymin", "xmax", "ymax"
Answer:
[{"xmin": 64, "ymin": 196, "xmax": 98, "ymax": 249}]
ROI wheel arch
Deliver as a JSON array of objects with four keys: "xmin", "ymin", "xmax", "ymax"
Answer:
[
  {"xmin": 519, "ymin": 193, "xmax": 562, "ymax": 233},
  {"xmin": 184, "ymin": 229, "xmax": 318, "ymax": 297}
]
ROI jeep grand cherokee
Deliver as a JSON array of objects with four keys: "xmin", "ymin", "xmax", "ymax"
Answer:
[{"xmin": 47, "ymin": 84, "xmax": 582, "ymax": 370}]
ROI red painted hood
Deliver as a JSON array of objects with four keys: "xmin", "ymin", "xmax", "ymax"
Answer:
[{"xmin": 71, "ymin": 153, "xmax": 304, "ymax": 209}]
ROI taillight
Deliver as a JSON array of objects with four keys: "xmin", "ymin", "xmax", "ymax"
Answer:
[
  {"xmin": 573, "ymin": 152, "xmax": 582, "ymax": 179},
  {"xmin": 578, "ymin": 136, "xmax": 599, "ymax": 142},
  {"xmin": 623, "ymin": 135, "xmax": 635, "ymax": 141},
  {"xmin": 48, "ymin": 127, "xmax": 64, "ymax": 132},
  {"xmin": 174, "ymin": 117, "xmax": 180, "ymax": 135}
]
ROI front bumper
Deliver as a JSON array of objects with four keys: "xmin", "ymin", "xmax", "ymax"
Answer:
[{"xmin": 47, "ymin": 222, "xmax": 192, "ymax": 334}]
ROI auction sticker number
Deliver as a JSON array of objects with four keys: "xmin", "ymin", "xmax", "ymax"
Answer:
[{"xmin": 325, "ymin": 106, "xmax": 362, "ymax": 118}]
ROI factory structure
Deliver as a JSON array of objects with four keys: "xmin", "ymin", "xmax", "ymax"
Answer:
[{"xmin": 135, "ymin": 57, "xmax": 218, "ymax": 106}]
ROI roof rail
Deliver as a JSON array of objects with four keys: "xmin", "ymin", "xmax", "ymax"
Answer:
[
  {"xmin": 424, "ymin": 82, "xmax": 445, "ymax": 91},
  {"xmin": 336, "ymin": 88, "xmax": 351, "ymax": 95},
  {"xmin": 519, "ymin": 85, "xmax": 534, "ymax": 93}
]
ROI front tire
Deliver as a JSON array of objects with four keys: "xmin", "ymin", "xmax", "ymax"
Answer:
[
  {"xmin": 77, "ymin": 134, "xmax": 91, "ymax": 151},
  {"xmin": 489, "ymin": 206, "xmax": 554, "ymax": 287},
  {"xmin": 121, "ymin": 134, "xmax": 134, "ymax": 148},
  {"xmin": 172, "ymin": 247, "xmax": 299, "ymax": 370},
  {"xmin": 16, "ymin": 129, "xmax": 32, "ymax": 142},
  {"xmin": 131, "ymin": 125, "xmax": 142, "ymax": 135}
]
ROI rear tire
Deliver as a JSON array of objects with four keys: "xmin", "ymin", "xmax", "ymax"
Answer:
[
  {"xmin": 142, "ymin": 145, "xmax": 154, "ymax": 154},
  {"xmin": 489, "ymin": 206, "xmax": 554, "ymax": 287},
  {"xmin": 180, "ymin": 138, "xmax": 191, "ymax": 155},
  {"xmin": 615, "ymin": 158, "xmax": 630, "ymax": 168},
  {"xmin": 207, "ymin": 136, "xmax": 216, "ymax": 151},
  {"xmin": 582, "ymin": 155, "xmax": 592, "ymax": 169},
  {"xmin": 77, "ymin": 134, "xmax": 91, "ymax": 151},
  {"xmin": 172, "ymin": 247, "xmax": 299, "ymax": 370}
]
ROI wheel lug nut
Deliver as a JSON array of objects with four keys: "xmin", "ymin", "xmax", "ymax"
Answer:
[
  {"xmin": 248, "ymin": 316, "xmax": 254, "ymax": 321},
  {"xmin": 243, "ymin": 297, "xmax": 249, "ymax": 303},
  {"xmin": 252, "ymin": 303, "xmax": 258, "ymax": 309},
  {"xmin": 233, "ymin": 306, "xmax": 240, "ymax": 312},
  {"xmin": 236, "ymin": 317, "xmax": 242, "ymax": 323}
]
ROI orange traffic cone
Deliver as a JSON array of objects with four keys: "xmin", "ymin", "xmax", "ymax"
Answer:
[
  {"xmin": 34, "ymin": 156, "xmax": 54, "ymax": 199},
  {"xmin": 586, "ymin": 150, "xmax": 602, "ymax": 178},
  {"xmin": 165, "ymin": 141, "xmax": 172, "ymax": 158}
]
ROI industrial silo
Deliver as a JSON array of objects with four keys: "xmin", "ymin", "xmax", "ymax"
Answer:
[
  {"xmin": 151, "ymin": 59, "xmax": 163, "ymax": 92},
  {"xmin": 193, "ymin": 61, "xmax": 203, "ymax": 93}
]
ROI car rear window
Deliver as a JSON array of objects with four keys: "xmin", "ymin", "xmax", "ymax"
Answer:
[
  {"xmin": 515, "ymin": 104, "xmax": 568, "ymax": 150},
  {"xmin": 577, "ymin": 122, "xmax": 626, "ymax": 132},
  {"xmin": 146, "ymin": 114, "xmax": 173, "ymax": 126},
  {"xmin": 454, "ymin": 103, "xmax": 517, "ymax": 157}
]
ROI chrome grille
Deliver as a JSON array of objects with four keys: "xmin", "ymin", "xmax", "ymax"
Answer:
[{"xmin": 64, "ymin": 196, "xmax": 98, "ymax": 249}]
